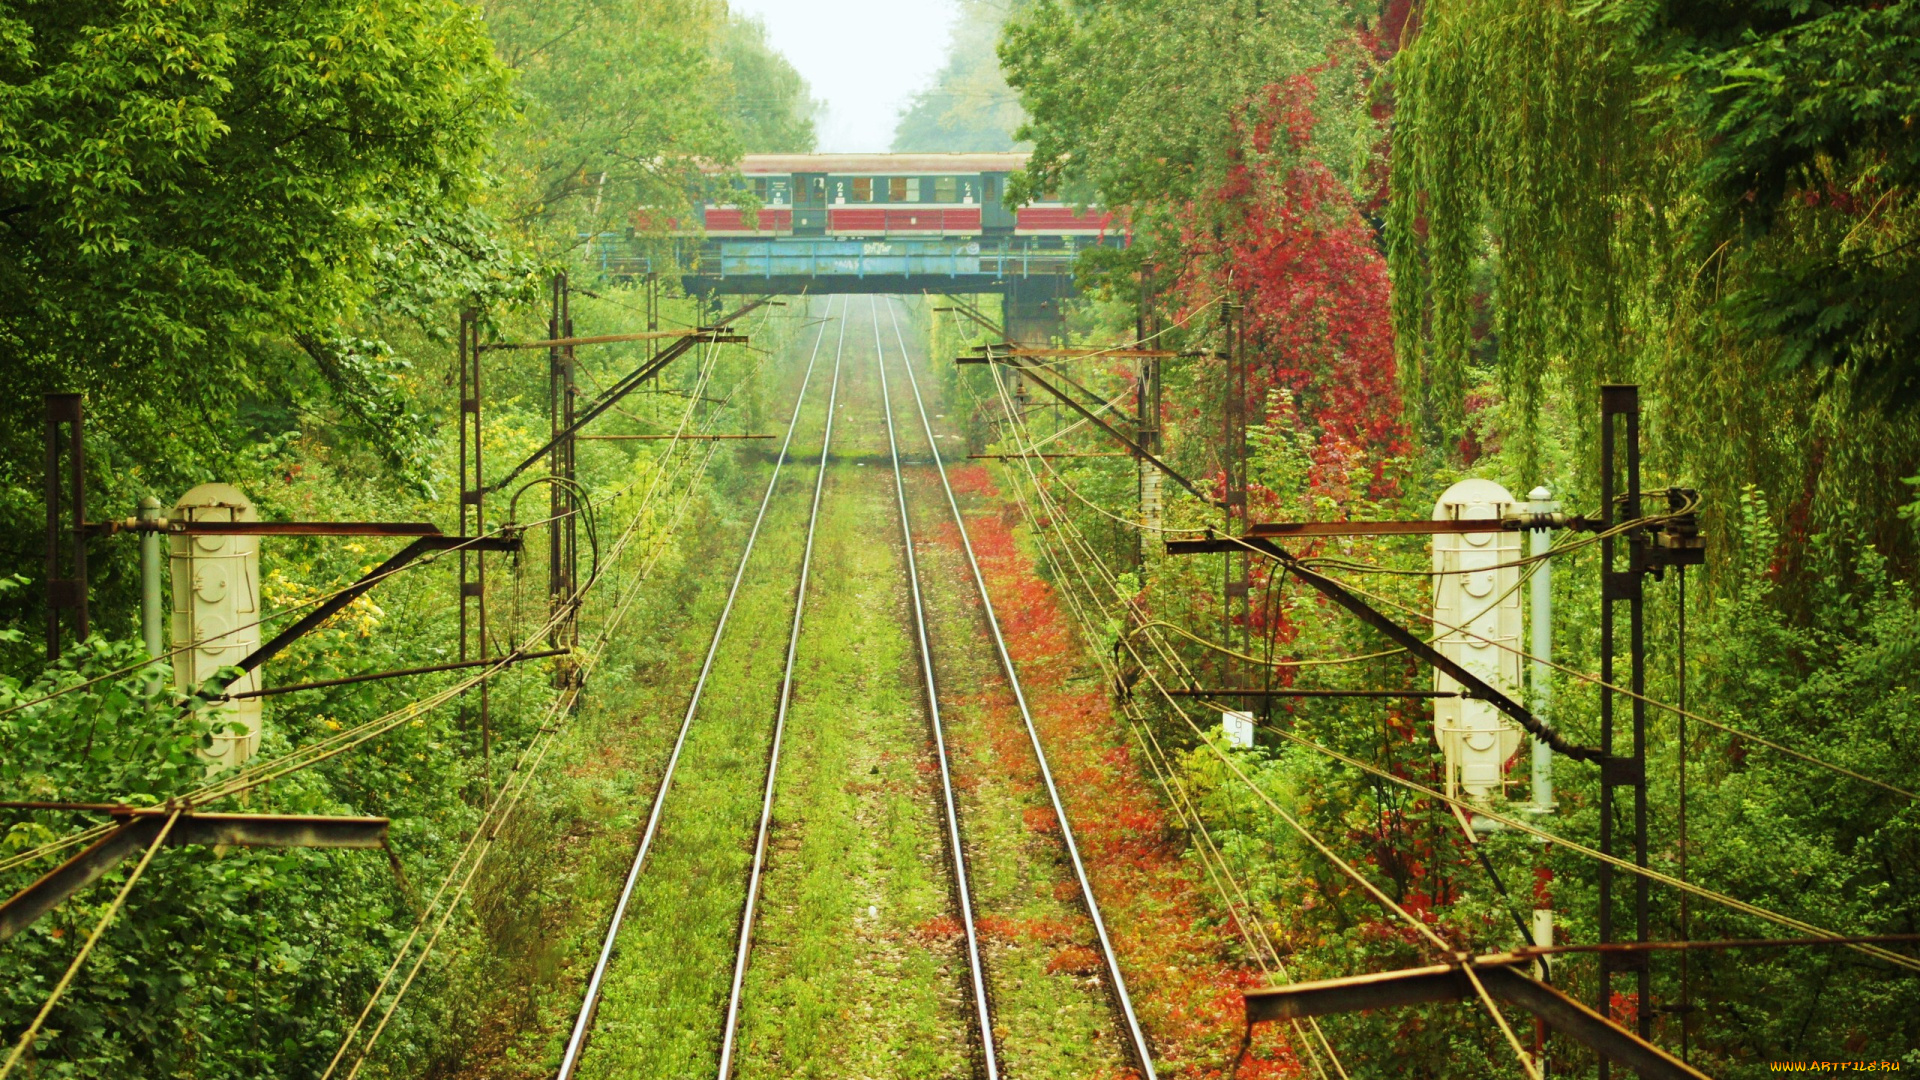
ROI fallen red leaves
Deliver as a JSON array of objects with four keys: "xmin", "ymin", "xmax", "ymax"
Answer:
[{"xmin": 944, "ymin": 470, "xmax": 1307, "ymax": 1079}]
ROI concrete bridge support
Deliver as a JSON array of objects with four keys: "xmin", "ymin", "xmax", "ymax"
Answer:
[{"xmin": 1004, "ymin": 278, "xmax": 1070, "ymax": 345}]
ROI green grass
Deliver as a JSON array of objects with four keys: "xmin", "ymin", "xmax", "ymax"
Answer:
[
  {"xmin": 478, "ymin": 300, "xmax": 1127, "ymax": 1079},
  {"xmin": 733, "ymin": 460, "xmax": 971, "ymax": 1080},
  {"xmin": 880, "ymin": 309, "xmax": 1133, "ymax": 1078},
  {"xmin": 568, "ymin": 338, "xmax": 831, "ymax": 1077}
]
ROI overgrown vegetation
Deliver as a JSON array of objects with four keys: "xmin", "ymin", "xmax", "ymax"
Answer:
[
  {"xmin": 991, "ymin": 0, "xmax": 1920, "ymax": 1076},
  {"xmin": 0, "ymin": 1, "xmax": 813, "ymax": 1076},
  {"xmin": 7, "ymin": 0, "xmax": 1920, "ymax": 1076}
]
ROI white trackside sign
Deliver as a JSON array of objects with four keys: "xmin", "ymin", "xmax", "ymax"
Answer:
[
  {"xmin": 1431, "ymin": 479, "xmax": 1524, "ymax": 799},
  {"xmin": 172, "ymin": 483, "xmax": 264, "ymax": 772}
]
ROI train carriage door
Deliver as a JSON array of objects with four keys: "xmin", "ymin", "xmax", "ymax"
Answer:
[
  {"xmin": 793, "ymin": 172, "xmax": 826, "ymax": 235},
  {"xmin": 981, "ymin": 174, "xmax": 1015, "ymax": 233}
]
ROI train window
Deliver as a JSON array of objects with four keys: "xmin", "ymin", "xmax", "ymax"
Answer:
[
  {"xmin": 905, "ymin": 178, "xmax": 921, "ymax": 202},
  {"xmin": 983, "ymin": 177, "xmax": 996, "ymax": 203},
  {"xmin": 889, "ymin": 177, "xmax": 908, "ymax": 202},
  {"xmin": 852, "ymin": 177, "xmax": 873, "ymax": 202},
  {"xmin": 934, "ymin": 177, "xmax": 958, "ymax": 203},
  {"xmin": 751, "ymin": 178, "xmax": 769, "ymax": 202}
]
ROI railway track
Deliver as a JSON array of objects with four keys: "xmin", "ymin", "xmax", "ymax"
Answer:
[
  {"xmin": 553, "ymin": 295, "xmax": 1152, "ymax": 1080},
  {"xmin": 877, "ymin": 296, "xmax": 1159, "ymax": 1080},
  {"xmin": 715, "ymin": 306, "xmax": 845, "ymax": 1075},
  {"xmin": 870, "ymin": 297, "xmax": 1002, "ymax": 1079},
  {"xmin": 554, "ymin": 297, "xmax": 841, "ymax": 1080}
]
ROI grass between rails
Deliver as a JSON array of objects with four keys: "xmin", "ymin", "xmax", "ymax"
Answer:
[
  {"xmin": 890, "ymin": 309, "xmax": 1304, "ymax": 1080},
  {"xmin": 733, "ymin": 325, "xmax": 972, "ymax": 1078},
  {"xmin": 882, "ymin": 347, "xmax": 1135, "ymax": 1077},
  {"xmin": 439, "ymin": 330, "xmax": 825, "ymax": 1079},
  {"xmin": 568, "ymin": 374, "xmax": 829, "ymax": 1079}
]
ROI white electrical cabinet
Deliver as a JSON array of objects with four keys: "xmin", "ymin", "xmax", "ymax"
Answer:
[
  {"xmin": 1432, "ymin": 479, "xmax": 1523, "ymax": 798},
  {"xmin": 171, "ymin": 483, "xmax": 263, "ymax": 771}
]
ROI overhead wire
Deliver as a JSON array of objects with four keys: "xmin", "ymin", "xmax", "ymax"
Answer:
[
  {"xmin": 983, "ymin": 381, "xmax": 1348, "ymax": 1080},
  {"xmin": 0, "ymin": 521, "xmax": 544, "ymax": 724},
  {"xmin": 191, "ymin": 332, "xmax": 750, "ymax": 809},
  {"xmin": 941, "ymin": 304, "xmax": 1210, "ymax": 535},
  {"xmin": 331, "ymin": 319, "xmax": 755, "ymax": 1079},
  {"xmin": 5, "ymin": 300, "xmax": 757, "ymax": 1078},
  {"xmin": 886, "ymin": 297, "xmax": 1163, "ymax": 1080},
  {"xmin": 977, "ymin": 353, "xmax": 1920, "ymax": 979},
  {"xmin": 552, "ymin": 295, "xmax": 840, "ymax": 1080},
  {"xmin": 0, "ymin": 807, "xmax": 182, "ymax": 1080},
  {"xmin": 975, "ymin": 358, "xmax": 1547, "ymax": 1079},
  {"xmin": 1242, "ymin": 717, "xmax": 1920, "ymax": 975},
  {"xmin": 1244, "ymin": 539, "xmax": 1920, "ymax": 804},
  {"xmin": 971, "ymin": 304, "xmax": 1920, "ymax": 1080}
]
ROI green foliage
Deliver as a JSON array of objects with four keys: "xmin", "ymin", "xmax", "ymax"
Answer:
[
  {"xmin": 0, "ymin": 0, "xmax": 520, "ymax": 661},
  {"xmin": 481, "ymin": 0, "xmax": 815, "ymax": 253},
  {"xmin": 1002, "ymin": 0, "xmax": 1377, "ymax": 225},
  {"xmin": 1653, "ymin": 1, "xmax": 1920, "ymax": 412},
  {"xmin": 893, "ymin": 0, "xmax": 1028, "ymax": 153},
  {"xmin": 1389, "ymin": 0, "xmax": 1920, "ymax": 564},
  {"xmin": 714, "ymin": 14, "xmax": 817, "ymax": 154}
]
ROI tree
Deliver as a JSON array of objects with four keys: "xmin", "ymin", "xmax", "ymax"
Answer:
[
  {"xmin": 714, "ymin": 13, "xmax": 817, "ymax": 153},
  {"xmin": 0, "ymin": 0, "xmax": 514, "ymax": 661},
  {"xmin": 893, "ymin": 0, "xmax": 1028, "ymax": 153}
]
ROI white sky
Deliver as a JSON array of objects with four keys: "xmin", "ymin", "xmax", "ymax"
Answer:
[{"xmin": 728, "ymin": 0, "xmax": 960, "ymax": 153}]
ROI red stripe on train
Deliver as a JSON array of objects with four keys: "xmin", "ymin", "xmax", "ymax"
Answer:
[
  {"xmin": 827, "ymin": 207, "xmax": 982, "ymax": 234},
  {"xmin": 1014, "ymin": 206, "xmax": 1118, "ymax": 232},
  {"xmin": 703, "ymin": 208, "xmax": 792, "ymax": 233}
]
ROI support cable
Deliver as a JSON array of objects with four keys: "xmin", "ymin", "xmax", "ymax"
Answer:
[
  {"xmin": 977, "ymin": 363, "xmax": 1544, "ymax": 1080},
  {"xmin": 327, "ymin": 330, "xmax": 748, "ymax": 1079},
  {"xmin": 1011, "ymin": 411, "xmax": 1920, "ymax": 980},
  {"xmin": 0, "ymin": 807, "xmax": 182, "ymax": 1080},
  {"xmin": 988, "ymin": 407, "xmax": 1348, "ymax": 1080},
  {"xmin": 1254, "ymin": 546, "xmax": 1920, "ymax": 804}
]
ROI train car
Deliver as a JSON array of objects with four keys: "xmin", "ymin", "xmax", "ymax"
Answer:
[{"xmin": 698, "ymin": 153, "xmax": 1119, "ymax": 241}]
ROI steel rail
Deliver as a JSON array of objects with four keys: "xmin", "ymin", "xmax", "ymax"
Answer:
[
  {"xmin": 883, "ymin": 298, "xmax": 1159, "ymax": 1079},
  {"xmin": 714, "ymin": 306, "xmax": 846, "ymax": 1077},
  {"xmin": 869, "ymin": 296, "xmax": 1002, "ymax": 1078},
  {"xmin": 553, "ymin": 297, "xmax": 839, "ymax": 1080}
]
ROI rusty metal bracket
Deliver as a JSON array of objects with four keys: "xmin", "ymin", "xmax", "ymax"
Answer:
[
  {"xmin": 933, "ymin": 293, "xmax": 1007, "ymax": 339},
  {"xmin": 483, "ymin": 296, "xmax": 767, "ymax": 498},
  {"xmin": 1165, "ymin": 532, "xmax": 1602, "ymax": 762},
  {"xmin": 1244, "ymin": 959, "xmax": 1711, "ymax": 1080},
  {"xmin": 994, "ymin": 355, "xmax": 1221, "ymax": 508},
  {"xmin": 0, "ymin": 809, "xmax": 390, "ymax": 941},
  {"xmin": 216, "ymin": 534, "xmax": 521, "ymax": 692},
  {"xmin": 224, "ymin": 646, "xmax": 569, "ymax": 700}
]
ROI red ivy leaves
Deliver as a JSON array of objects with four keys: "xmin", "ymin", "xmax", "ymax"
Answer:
[{"xmin": 1179, "ymin": 69, "xmax": 1410, "ymax": 505}]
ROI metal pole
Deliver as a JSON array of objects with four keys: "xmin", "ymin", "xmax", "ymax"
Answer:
[
  {"xmin": 43, "ymin": 398, "xmax": 61, "ymax": 660},
  {"xmin": 1597, "ymin": 390, "xmax": 1618, "ymax": 1080},
  {"xmin": 549, "ymin": 272, "xmax": 564, "ymax": 633},
  {"xmin": 1529, "ymin": 486, "xmax": 1556, "ymax": 813},
  {"xmin": 1677, "ymin": 567, "xmax": 1690, "ymax": 1063},
  {"xmin": 43, "ymin": 394, "xmax": 88, "ymax": 659},
  {"xmin": 139, "ymin": 496, "xmax": 164, "ymax": 659},
  {"xmin": 1626, "ymin": 399, "xmax": 1652, "ymax": 1048}
]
